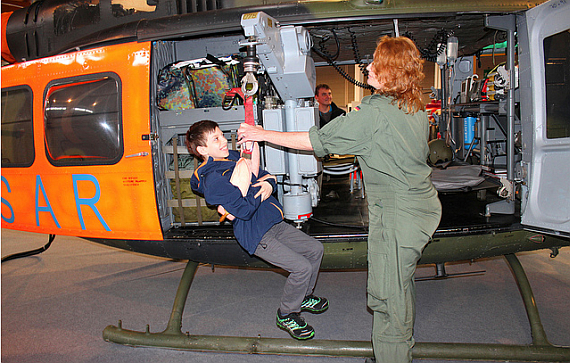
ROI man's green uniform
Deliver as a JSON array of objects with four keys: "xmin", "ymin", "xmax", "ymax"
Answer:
[{"xmin": 309, "ymin": 94, "xmax": 442, "ymax": 362}]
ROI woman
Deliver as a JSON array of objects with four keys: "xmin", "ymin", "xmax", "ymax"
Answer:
[{"xmin": 238, "ymin": 36, "xmax": 442, "ymax": 363}]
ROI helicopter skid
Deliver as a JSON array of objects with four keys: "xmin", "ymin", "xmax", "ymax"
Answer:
[{"xmin": 103, "ymin": 256, "xmax": 570, "ymax": 361}]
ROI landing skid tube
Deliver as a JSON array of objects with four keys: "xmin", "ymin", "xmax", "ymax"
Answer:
[
  {"xmin": 103, "ymin": 255, "xmax": 570, "ymax": 361},
  {"xmin": 415, "ymin": 262, "xmax": 486, "ymax": 281}
]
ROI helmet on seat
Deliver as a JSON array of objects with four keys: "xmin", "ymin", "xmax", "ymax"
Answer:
[{"xmin": 427, "ymin": 139, "xmax": 453, "ymax": 166}]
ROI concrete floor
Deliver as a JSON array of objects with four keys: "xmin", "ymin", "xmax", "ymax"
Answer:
[{"xmin": 2, "ymin": 228, "xmax": 570, "ymax": 363}]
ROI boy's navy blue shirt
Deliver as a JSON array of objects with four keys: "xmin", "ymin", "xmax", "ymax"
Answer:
[{"xmin": 190, "ymin": 150, "xmax": 284, "ymax": 254}]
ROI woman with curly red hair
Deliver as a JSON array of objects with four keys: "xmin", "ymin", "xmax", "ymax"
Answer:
[
  {"xmin": 367, "ymin": 35, "xmax": 425, "ymax": 113},
  {"xmin": 238, "ymin": 36, "xmax": 441, "ymax": 363}
]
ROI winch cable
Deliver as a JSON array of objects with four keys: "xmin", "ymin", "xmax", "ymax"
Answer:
[
  {"xmin": 1, "ymin": 234, "xmax": 56, "ymax": 263},
  {"xmin": 349, "ymin": 28, "xmax": 370, "ymax": 80},
  {"xmin": 312, "ymin": 29, "xmax": 374, "ymax": 91},
  {"xmin": 404, "ymin": 29, "xmax": 449, "ymax": 62}
]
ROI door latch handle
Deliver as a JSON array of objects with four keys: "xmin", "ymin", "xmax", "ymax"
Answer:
[{"xmin": 125, "ymin": 152, "xmax": 149, "ymax": 158}]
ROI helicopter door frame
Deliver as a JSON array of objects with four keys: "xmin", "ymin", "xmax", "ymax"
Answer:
[{"xmin": 518, "ymin": 0, "xmax": 570, "ymax": 237}]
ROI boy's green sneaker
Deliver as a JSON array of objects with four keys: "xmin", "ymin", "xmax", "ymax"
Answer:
[
  {"xmin": 276, "ymin": 309, "xmax": 315, "ymax": 340},
  {"xmin": 301, "ymin": 295, "xmax": 329, "ymax": 313}
]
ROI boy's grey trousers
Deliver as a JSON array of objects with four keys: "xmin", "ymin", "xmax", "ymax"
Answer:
[{"xmin": 254, "ymin": 221, "xmax": 324, "ymax": 315}]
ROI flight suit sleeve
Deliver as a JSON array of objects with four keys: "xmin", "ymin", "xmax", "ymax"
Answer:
[{"xmin": 309, "ymin": 101, "xmax": 376, "ymax": 158}]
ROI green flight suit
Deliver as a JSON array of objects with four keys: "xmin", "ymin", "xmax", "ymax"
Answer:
[{"xmin": 309, "ymin": 94, "xmax": 442, "ymax": 363}]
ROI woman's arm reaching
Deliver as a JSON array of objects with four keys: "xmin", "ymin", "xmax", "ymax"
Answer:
[{"xmin": 238, "ymin": 123, "xmax": 313, "ymax": 151}]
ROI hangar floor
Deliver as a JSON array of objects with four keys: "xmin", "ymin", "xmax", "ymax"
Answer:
[{"xmin": 2, "ymin": 228, "xmax": 570, "ymax": 363}]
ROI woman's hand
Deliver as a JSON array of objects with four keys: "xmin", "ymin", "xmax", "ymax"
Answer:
[{"xmin": 238, "ymin": 123, "xmax": 266, "ymax": 144}]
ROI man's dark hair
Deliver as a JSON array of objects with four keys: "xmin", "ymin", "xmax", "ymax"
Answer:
[
  {"xmin": 315, "ymin": 84, "xmax": 331, "ymax": 96},
  {"xmin": 185, "ymin": 120, "xmax": 219, "ymax": 160}
]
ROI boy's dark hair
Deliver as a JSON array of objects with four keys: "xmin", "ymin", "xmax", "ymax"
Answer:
[{"xmin": 185, "ymin": 120, "xmax": 219, "ymax": 160}]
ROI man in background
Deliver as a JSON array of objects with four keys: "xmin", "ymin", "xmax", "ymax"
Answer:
[{"xmin": 315, "ymin": 84, "xmax": 346, "ymax": 127}]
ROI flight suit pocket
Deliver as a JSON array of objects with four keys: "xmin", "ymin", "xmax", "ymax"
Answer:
[
  {"xmin": 367, "ymin": 249, "xmax": 390, "ymax": 308},
  {"xmin": 367, "ymin": 200, "xmax": 391, "ymax": 301}
]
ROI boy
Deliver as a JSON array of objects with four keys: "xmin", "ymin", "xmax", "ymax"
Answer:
[{"xmin": 186, "ymin": 120, "xmax": 328, "ymax": 340}]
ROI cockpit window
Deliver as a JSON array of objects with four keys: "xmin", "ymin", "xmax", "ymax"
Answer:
[
  {"xmin": 111, "ymin": 0, "xmax": 156, "ymax": 17},
  {"xmin": 44, "ymin": 74, "xmax": 123, "ymax": 166},
  {"xmin": 1, "ymin": 86, "xmax": 34, "ymax": 168},
  {"xmin": 544, "ymin": 29, "xmax": 570, "ymax": 139}
]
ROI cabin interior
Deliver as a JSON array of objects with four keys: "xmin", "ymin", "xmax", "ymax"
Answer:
[{"xmin": 149, "ymin": 24, "xmax": 523, "ymax": 239}]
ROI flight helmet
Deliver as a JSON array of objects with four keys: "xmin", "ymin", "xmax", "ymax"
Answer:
[{"xmin": 427, "ymin": 139, "xmax": 453, "ymax": 166}]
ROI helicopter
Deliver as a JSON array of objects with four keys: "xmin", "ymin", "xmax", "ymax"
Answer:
[{"xmin": 2, "ymin": 0, "xmax": 570, "ymax": 360}]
